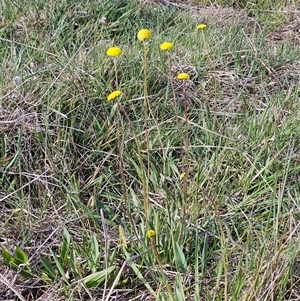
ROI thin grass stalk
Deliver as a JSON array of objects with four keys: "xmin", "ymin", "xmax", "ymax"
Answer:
[{"xmin": 216, "ymin": 206, "xmax": 228, "ymax": 301}]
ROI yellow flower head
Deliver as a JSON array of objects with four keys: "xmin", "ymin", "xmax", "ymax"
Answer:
[
  {"xmin": 197, "ymin": 24, "xmax": 207, "ymax": 30},
  {"xmin": 179, "ymin": 172, "xmax": 186, "ymax": 181},
  {"xmin": 146, "ymin": 230, "xmax": 156, "ymax": 238},
  {"xmin": 177, "ymin": 73, "xmax": 190, "ymax": 80},
  {"xmin": 160, "ymin": 42, "xmax": 174, "ymax": 51},
  {"xmin": 106, "ymin": 47, "xmax": 122, "ymax": 57},
  {"xmin": 107, "ymin": 90, "xmax": 122, "ymax": 101},
  {"xmin": 137, "ymin": 29, "xmax": 152, "ymax": 41}
]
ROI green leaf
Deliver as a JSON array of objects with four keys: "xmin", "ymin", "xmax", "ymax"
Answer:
[
  {"xmin": 15, "ymin": 247, "xmax": 29, "ymax": 263},
  {"xmin": 201, "ymin": 232, "xmax": 208, "ymax": 275},
  {"xmin": 83, "ymin": 266, "xmax": 115, "ymax": 288},
  {"xmin": 41, "ymin": 256, "xmax": 57, "ymax": 280},
  {"xmin": 91, "ymin": 235, "xmax": 100, "ymax": 262},
  {"xmin": 51, "ymin": 250, "xmax": 66, "ymax": 280},
  {"xmin": 90, "ymin": 235, "xmax": 100, "ymax": 273},
  {"xmin": 69, "ymin": 248, "xmax": 80, "ymax": 277},
  {"xmin": 2, "ymin": 248, "xmax": 32, "ymax": 278},
  {"xmin": 174, "ymin": 242, "xmax": 187, "ymax": 273},
  {"xmin": 2, "ymin": 248, "xmax": 15, "ymax": 267},
  {"xmin": 60, "ymin": 228, "xmax": 71, "ymax": 264}
]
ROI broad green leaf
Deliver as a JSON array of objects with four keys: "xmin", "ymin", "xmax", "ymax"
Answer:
[
  {"xmin": 174, "ymin": 242, "xmax": 187, "ymax": 273},
  {"xmin": 174, "ymin": 286, "xmax": 185, "ymax": 301},
  {"xmin": 2, "ymin": 248, "xmax": 15, "ymax": 268},
  {"xmin": 51, "ymin": 250, "xmax": 66, "ymax": 280},
  {"xmin": 41, "ymin": 256, "xmax": 57, "ymax": 280},
  {"xmin": 15, "ymin": 246, "xmax": 29, "ymax": 263},
  {"xmin": 91, "ymin": 234, "xmax": 100, "ymax": 262},
  {"xmin": 2, "ymin": 248, "xmax": 31, "ymax": 278},
  {"xmin": 83, "ymin": 266, "xmax": 115, "ymax": 288},
  {"xmin": 60, "ymin": 228, "xmax": 71, "ymax": 264},
  {"xmin": 90, "ymin": 235, "xmax": 100, "ymax": 273},
  {"xmin": 69, "ymin": 248, "xmax": 80, "ymax": 277}
]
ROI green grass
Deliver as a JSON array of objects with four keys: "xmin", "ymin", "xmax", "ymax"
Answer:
[{"xmin": 1, "ymin": 0, "xmax": 300, "ymax": 300}]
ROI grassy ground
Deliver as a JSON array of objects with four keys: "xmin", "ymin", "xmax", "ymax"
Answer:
[{"xmin": 1, "ymin": 0, "xmax": 300, "ymax": 300}]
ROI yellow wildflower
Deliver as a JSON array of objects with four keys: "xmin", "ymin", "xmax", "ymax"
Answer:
[
  {"xmin": 137, "ymin": 29, "xmax": 152, "ymax": 41},
  {"xmin": 177, "ymin": 73, "xmax": 190, "ymax": 80},
  {"xmin": 160, "ymin": 42, "xmax": 174, "ymax": 51},
  {"xmin": 179, "ymin": 172, "xmax": 186, "ymax": 181},
  {"xmin": 146, "ymin": 230, "xmax": 156, "ymax": 238},
  {"xmin": 106, "ymin": 47, "xmax": 122, "ymax": 57},
  {"xmin": 197, "ymin": 24, "xmax": 207, "ymax": 30},
  {"xmin": 107, "ymin": 90, "xmax": 122, "ymax": 101}
]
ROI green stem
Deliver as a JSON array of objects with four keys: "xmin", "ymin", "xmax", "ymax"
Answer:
[
  {"xmin": 142, "ymin": 41, "xmax": 150, "ymax": 226},
  {"xmin": 181, "ymin": 81, "xmax": 189, "ymax": 239},
  {"xmin": 119, "ymin": 104, "xmax": 148, "ymax": 236},
  {"xmin": 114, "ymin": 59, "xmax": 118, "ymax": 89},
  {"xmin": 150, "ymin": 238, "xmax": 175, "ymax": 301},
  {"xmin": 167, "ymin": 52, "xmax": 183, "ymax": 158}
]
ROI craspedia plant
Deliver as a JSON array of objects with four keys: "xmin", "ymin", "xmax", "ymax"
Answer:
[
  {"xmin": 137, "ymin": 29, "xmax": 152, "ymax": 41},
  {"xmin": 147, "ymin": 230, "xmax": 156, "ymax": 238},
  {"xmin": 160, "ymin": 42, "xmax": 174, "ymax": 51},
  {"xmin": 177, "ymin": 73, "xmax": 190, "ymax": 80},
  {"xmin": 107, "ymin": 90, "xmax": 122, "ymax": 101},
  {"xmin": 106, "ymin": 46, "xmax": 122, "ymax": 57},
  {"xmin": 197, "ymin": 23, "xmax": 207, "ymax": 30}
]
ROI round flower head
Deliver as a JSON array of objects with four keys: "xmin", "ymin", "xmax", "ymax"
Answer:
[
  {"xmin": 179, "ymin": 172, "xmax": 186, "ymax": 181},
  {"xmin": 197, "ymin": 24, "xmax": 207, "ymax": 30},
  {"xmin": 146, "ymin": 230, "xmax": 156, "ymax": 238},
  {"xmin": 107, "ymin": 47, "xmax": 122, "ymax": 57},
  {"xmin": 137, "ymin": 29, "xmax": 152, "ymax": 41},
  {"xmin": 177, "ymin": 73, "xmax": 190, "ymax": 80},
  {"xmin": 160, "ymin": 42, "xmax": 174, "ymax": 51},
  {"xmin": 107, "ymin": 90, "xmax": 122, "ymax": 101}
]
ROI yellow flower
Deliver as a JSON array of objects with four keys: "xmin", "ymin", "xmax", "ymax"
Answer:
[
  {"xmin": 179, "ymin": 172, "xmax": 186, "ymax": 181},
  {"xmin": 106, "ymin": 47, "xmax": 122, "ymax": 57},
  {"xmin": 197, "ymin": 24, "xmax": 207, "ymax": 30},
  {"xmin": 107, "ymin": 90, "xmax": 122, "ymax": 101},
  {"xmin": 146, "ymin": 230, "xmax": 156, "ymax": 238},
  {"xmin": 137, "ymin": 29, "xmax": 152, "ymax": 41},
  {"xmin": 177, "ymin": 73, "xmax": 190, "ymax": 80},
  {"xmin": 160, "ymin": 42, "xmax": 174, "ymax": 51}
]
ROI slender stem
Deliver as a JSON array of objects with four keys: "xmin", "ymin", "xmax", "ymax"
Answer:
[
  {"xmin": 167, "ymin": 52, "xmax": 183, "ymax": 157},
  {"xmin": 119, "ymin": 104, "xmax": 148, "ymax": 236},
  {"xmin": 114, "ymin": 59, "xmax": 118, "ymax": 89},
  {"xmin": 142, "ymin": 41, "xmax": 150, "ymax": 226},
  {"xmin": 149, "ymin": 238, "xmax": 175, "ymax": 301},
  {"xmin": 115, "ymin": 104, "xmax": 144, "ymax": 244},
  {"xmin": 116, "ymin": 104, "xmax": 126, "ymax": 205},
  {"xmin": 181, "ymin": 81, "xmax": 189, "ymax": 239},
  {"xmin": 183, "ymin": 82, "xmax": 189, "ymax": 188}
]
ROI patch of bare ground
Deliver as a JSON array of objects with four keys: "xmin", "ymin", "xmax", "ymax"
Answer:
[
  {"xmin": 267, "ymin": 8, "xmax": 300, "ymax": 44},
  {"xmin": 149, "ymin": 0, "xmax": 250, "ymax": 26}
]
